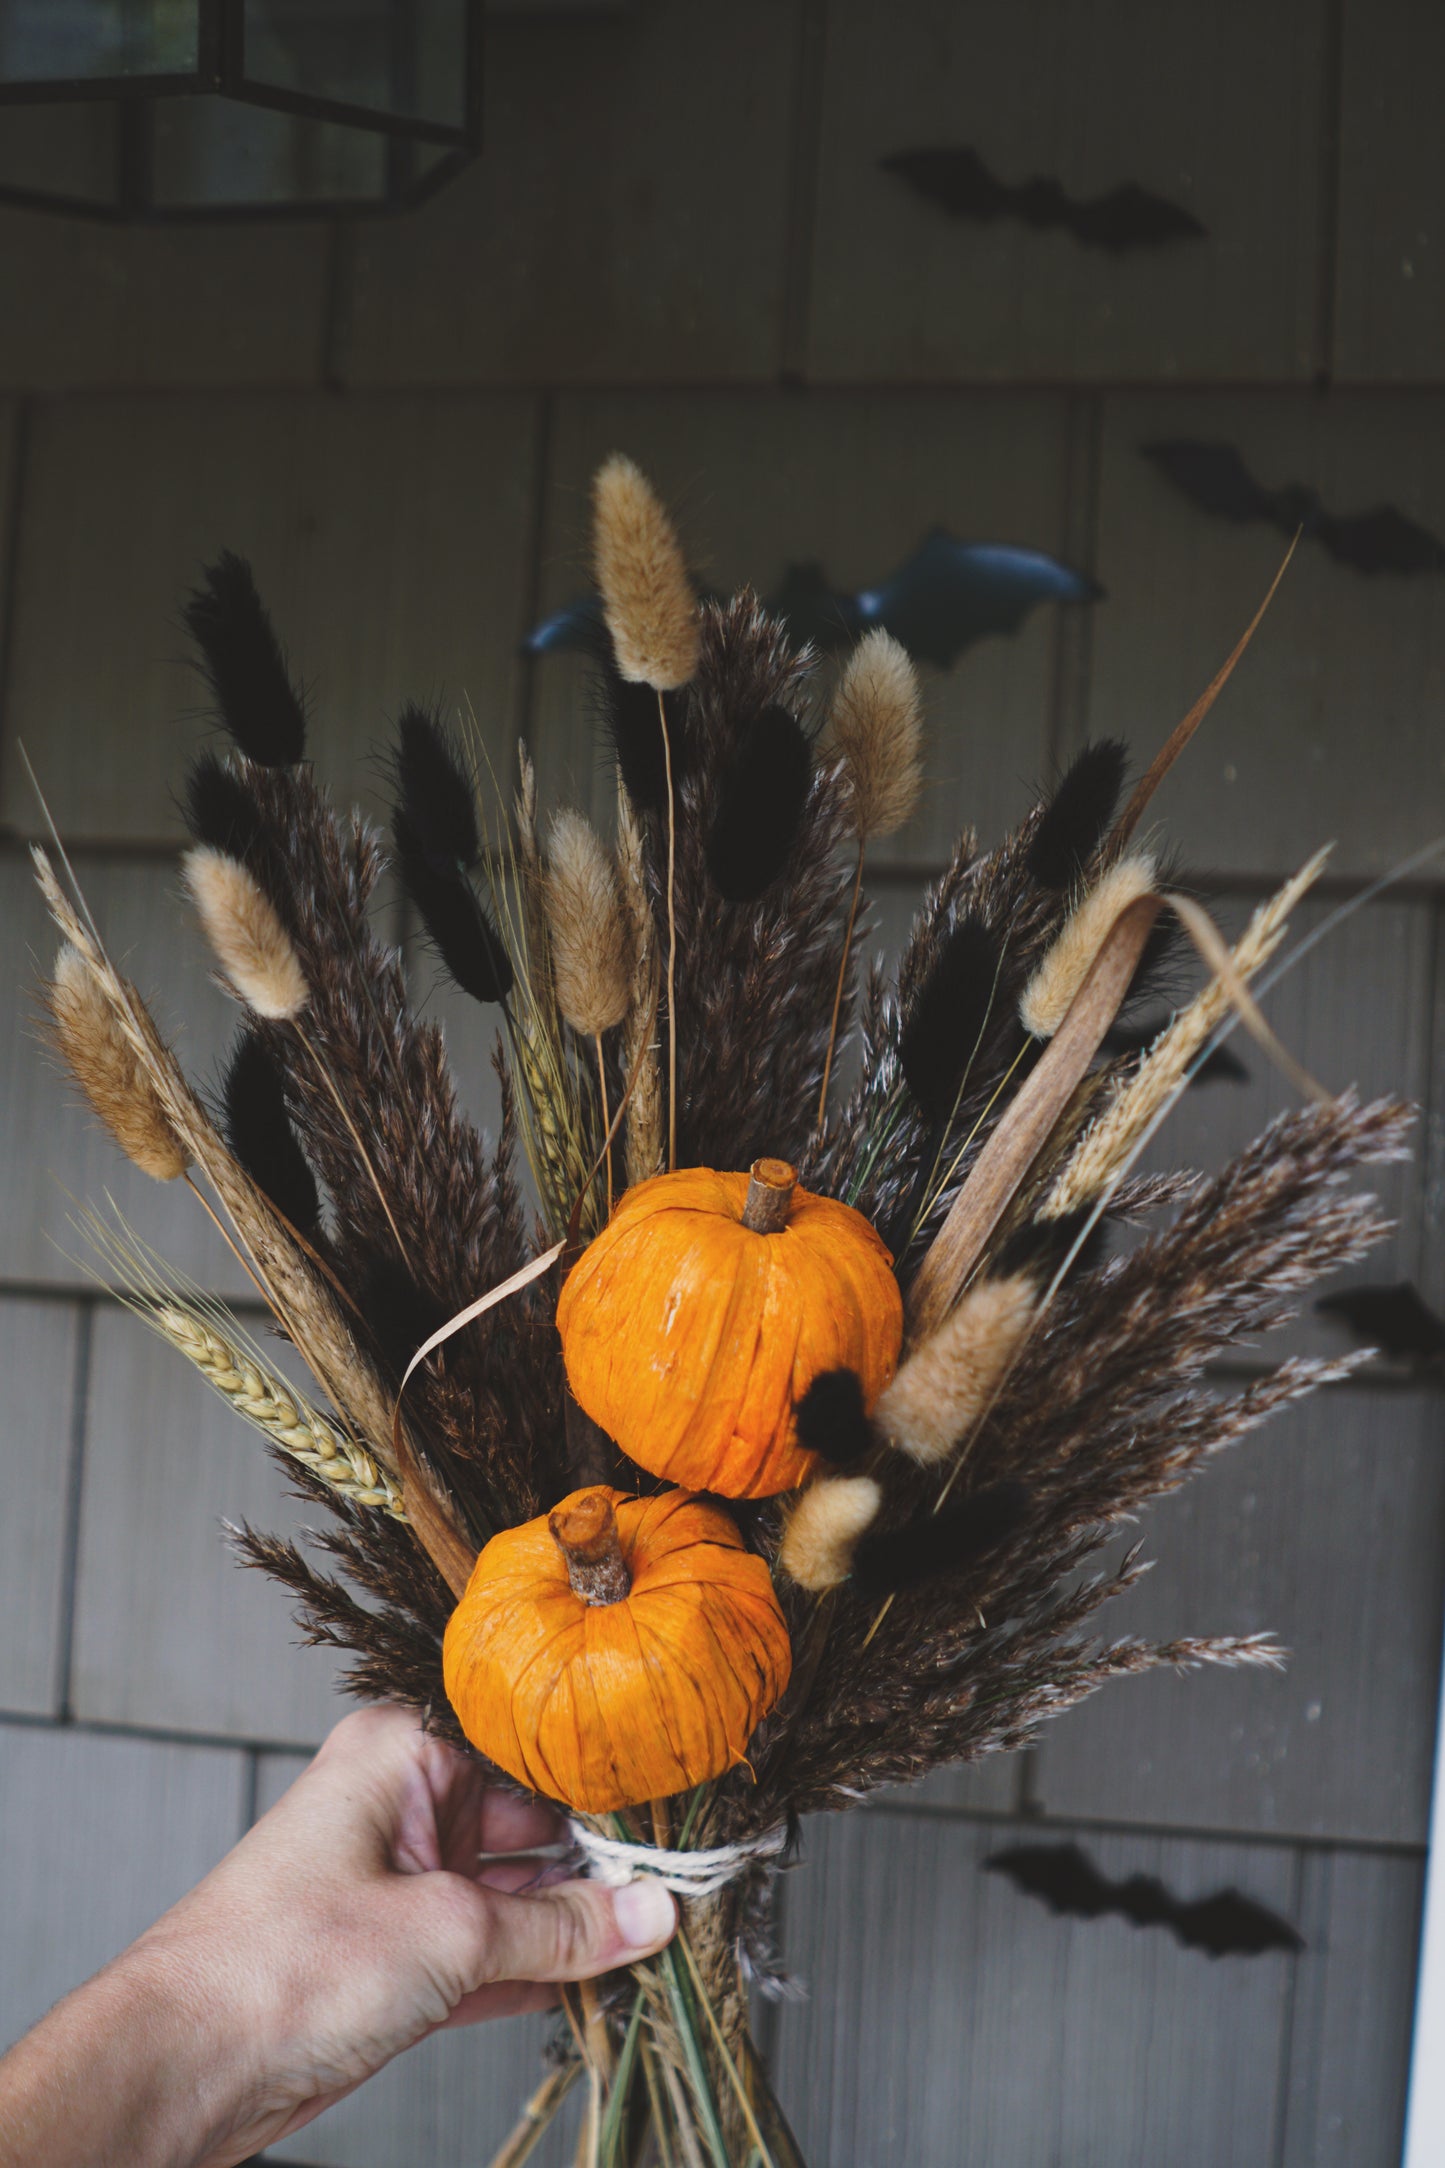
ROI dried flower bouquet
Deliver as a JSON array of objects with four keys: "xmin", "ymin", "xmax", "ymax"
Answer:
[{"xmin": 32, "ymin": 462, "xmax": 1406, "ymax": 2168}]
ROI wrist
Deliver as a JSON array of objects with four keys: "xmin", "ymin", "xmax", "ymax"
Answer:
[{"xmin": 0, "ymin": 1927, "xmax": 267, "ymax": 2168}]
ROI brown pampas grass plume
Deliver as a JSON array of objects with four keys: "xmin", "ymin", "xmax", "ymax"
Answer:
[
  {"xmin": 1019, "ymin": 850, "xmax": 1157, "ymax": 1040},
  {"xmin": 46, "ymin": 944, "xmax": 190, "ymax": 1181},
  {"xmin": 183, "ymin": 846, "xmax": 309, "ymax": 1019},
  {"xmin": 616, "ymin": 780, "xmax": 664, "ymax": 1190},
  {"xmin": 875, "ymin": 1275, "xmax": 1036, "ymax": 1467},
  {"xmin": 831, "ymin": 629, "xmax": 924, "ymax": 844},
  {"xmin": 545, "ymin": 810, "xmax": 633, "ymax": 1039},
  {"xmin": 591, "ymin": 454, "xmax": 699, "ymax": 691},
  {"xmin": 780, "ymin": 1474, "xmax": 882, "ymax": 1592}
]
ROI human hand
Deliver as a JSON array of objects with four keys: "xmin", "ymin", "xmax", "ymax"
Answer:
[{"xmin": 0, "ymin": 1703, "xmax": 677, "ymax": 2168}]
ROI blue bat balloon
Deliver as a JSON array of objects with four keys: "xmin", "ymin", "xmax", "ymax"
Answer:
[{"xmin": 521, "ymin": 528, "xmax": 1100, "ymax": 670}]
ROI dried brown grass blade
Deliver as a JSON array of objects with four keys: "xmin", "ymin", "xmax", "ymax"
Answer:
[
  {"xmin": 906, "ymin": 894, "xmax": 1164, "ymax": 1340},
  {"xmin": 1111, "ymin": 533, "xmax": 1299, "ymax": 853},
  {"xmin": 1164, "ymin": 890, "xmax": 1329, "ymax": 1104}
]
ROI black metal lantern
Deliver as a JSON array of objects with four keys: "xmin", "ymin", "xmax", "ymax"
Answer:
[{"xmin": 0, "ymin": 1, "xmax": 482, "ymax": 219}]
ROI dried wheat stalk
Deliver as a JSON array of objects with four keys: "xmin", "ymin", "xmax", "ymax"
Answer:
[{"xmin": 152, "ymin": 1303, "xmax": 406, "ymax": 1518}]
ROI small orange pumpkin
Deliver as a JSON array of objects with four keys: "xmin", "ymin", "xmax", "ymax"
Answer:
[
  {"xmin": 555, "ymin": 1159, "xmax": 903, "ymax": 1498},
  {"xmin": 442, "ymin": 1486, "xmax": 792, "ymax": 1813}
]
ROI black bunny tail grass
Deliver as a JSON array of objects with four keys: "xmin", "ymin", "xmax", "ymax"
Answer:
[
  {"xmin": 991, "ymin": 1206, "xmax": 1108, "ymax": 1284},
  {"xmin": 183, "ymin": 553, "xmax": 307, "ymax": 766},
  {"xmin": 899, "ymin": 914, "xmax": 1008, "ymax": 1124},
  {"xmin": 182, "ymin": 752, "xmax": 274, "ymax": 870},
  {"xmin": 1028, "ymin": 740, "xmax": 1129, "ymax": 891},
  {"xmin": 853, "ymin": 1481, "xmax": 1031, "ymax": 1598},
  {"xmin": 705, "ymin": 703, "xmax": 813, "ymax": 902},
  {"xmin": 597, "ymin": 657, "xmax": 688, "ymax": 814},
  {"xmin": 392, "ymin": 706, "xmax": 480, "ymax": 870},
  {"xmin": 796, "ymin": 1368, "xmax": 873, "ymax": 1467},
  {"xmin": 394, "ymin": 810, "xmax": 514, "ymax": 1006},
  {"xmin": 222, "ymin": 1030, "xmax": 322, "ymax": 1240}
]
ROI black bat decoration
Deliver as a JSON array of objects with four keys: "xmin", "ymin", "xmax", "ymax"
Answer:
[
  {"xmin": 1142, "ymin": 440, "xmax": 1445, "ymax": 576},
  {"xmin": 880, "ymin": 146, "xmax": 1206, "ymax": 253},
  {"xmin": 986, "ymin": 1842, "xmax": 1303, "ymax": 1959},
  {"xmin": 523, "ymin": 533, "xmax": 1098, "ymax": 673},
  {"xmin": 1316, "ymin": 1281, "xmax": 1445, "ymax": 1374}
]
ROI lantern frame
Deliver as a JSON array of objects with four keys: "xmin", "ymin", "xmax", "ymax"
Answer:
[{"xmin": 0, "ymin": 0, "xmax": 483, "ymax": 220}]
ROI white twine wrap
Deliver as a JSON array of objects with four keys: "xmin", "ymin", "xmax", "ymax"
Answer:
[{"xmin": 567, "ymin": 1819, "xmax": 787, "ymax": 1898}]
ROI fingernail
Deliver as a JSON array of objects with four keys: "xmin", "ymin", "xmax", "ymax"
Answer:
[{"xmin": 613, "ymin": 1878, "xmax": 676, "ymax": 1951}]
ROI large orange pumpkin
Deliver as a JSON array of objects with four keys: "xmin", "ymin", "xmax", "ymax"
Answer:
[
  {"xmin": 442, "ymin": 1485, "xmax": 792, "ymax": 1813},
  {"xmin": 555, "ymin": 1159, "xmax": 903, "ymax": 1497}
]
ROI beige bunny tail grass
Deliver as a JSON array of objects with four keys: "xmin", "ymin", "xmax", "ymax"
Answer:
[
  {"xmin": 779, "ymin": 1474, "xmax": 882, "ymax": 1593},
  {"xmin": 545, "ymin": 809, "xmax": 634, "ymax": 1038},
  {"xmin": 153, "ymin": 1302, "xmax": 407, "ymax": 1519},
  {"xmin": 591, "ymin": 454, "xmax": 700, "ymax": 691},
  {"xmin": 1046, "ymin": 846, "xmax": 1332, "ymax": 1220},
  {"xmin": 616, "ymin": 779, "xmax": 664, "ymax": 1188},
  {"xmin": 46, "ymin": 944, "xmax": 190, "ymax": 1182},
  {"xmin": 875, "ymin": 1275, "xmax": 1036, "ymax": 1467},
  {"xmin": 182, "ymin": 845, "xmax": 309, "ymax": 1019},
  {"xmin": 1019, "ymin": 850, "xmax": 1157, "ymax": 1040},
  {"xmin": 830, "ymin": 628, "xmax": 925, "ymax": 842}
]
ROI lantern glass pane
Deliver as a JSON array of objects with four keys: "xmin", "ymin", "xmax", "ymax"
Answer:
[
  {"xmin": 0, "ymin": 0, "xmax": 198, "ymax": 85},
  {"xmin": 242, "ymin": 0, "xmax": 468, "ymax": 134},
  {"xmin": 151, "ymin": 92, "xmax": 389, "ymax": 206}
]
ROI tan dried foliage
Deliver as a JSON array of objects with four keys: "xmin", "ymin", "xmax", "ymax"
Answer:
[
  {"xmin": 1019, "ymin": 850, "xmax": 1157, "ymax": 1040},
  {"xmin": 830, "ymin": 629, "xmax": 924, "ymax": 842},
  {"xmin": 1046, "ymin": 847, "xmax": 1331, "ymax": 1219},
  {"xmin": 591, "ymin": 454, "xmax": 699, "ymax": 691},
  {"xmin": 183, "ymin": 845, "xmax": 309, "ymax": 1020},
  {"xmin": 876, "ymin": 1274, "xmax": 1036, "ymax": 1466},
  {"xmin": 46, "ymin": 943, "xmax": 190, "ymax": 1182},
  {"xmin": 545, "ymin": 809, "xmax": 634, "ymax": 1038},
  {"xmin": 779, "ymin": 1474, "xmax": 881, "ymax": 1592}
]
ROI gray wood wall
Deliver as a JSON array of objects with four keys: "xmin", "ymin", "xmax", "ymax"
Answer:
[{"xmin": 2, "ymin": 3, "xmax": 1443, "ymax": 2162}]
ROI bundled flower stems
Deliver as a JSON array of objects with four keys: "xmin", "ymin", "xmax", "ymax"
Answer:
[{"xmin": 33, "ymin": 480, "xmax": 1407, "ymax": 2168}]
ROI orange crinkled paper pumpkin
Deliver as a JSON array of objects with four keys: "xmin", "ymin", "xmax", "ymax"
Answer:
[
  {"xmin": 554, "ymin": 1164, "xmax": 903, "ymax": 1498},
  {"xmin": 441, "ymin": 1485, "xmax": 792, "ymax": 1813}
]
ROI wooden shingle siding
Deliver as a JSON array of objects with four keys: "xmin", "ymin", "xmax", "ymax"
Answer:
[
  {"xmin": 1335, "ymin": 0, "xmax": 1445, "ymax": 385},
  {"xmin": 0, "ymin": 212, "xmax": 329, "ymax": 394},
  {"xmin": 0, "ymin": 1298, "xmax": 83, "ymax": 1716},
  {"xmin": 1279, "ymin": 1846, "xmax": 1425, "ymax": 2166},
  {"xmin": 529, "ymin": 391, "xmax": 1072, "ymax": 865},
  {"xmin": 0, "ymin": 393, "xmax": 541, "ymax": 843},
  {"xmin": 333, "ymin": 2, "xmax": 802, "ymax": 389},
  {"xmin": 0, "ymin": 1722, "xmax": 246, "ymax": 2054},
  {"xmin": 774, "ymin": 1809, "xmax": 1301, "ymax": 2168},
  {"xmin": 1082, "ymin": 392, "xmax": 1445, "ymax": 879},
  {"xmin": 70, "ymin": 1307, "xmax": 347, "ymax": 1745},
  {"xmin": 1033, "ymin": 1385, "xmax": 1445, "ymax": 1844},
  {"xmin": 0, "ymin": 849, "xmax": 252, "ymax": 1295},
  {"xmin": 804, "ymin": 0, "xmax": 1326, "ymax": 384}
]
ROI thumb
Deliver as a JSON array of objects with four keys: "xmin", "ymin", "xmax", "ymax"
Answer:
[{"xmin": 419, "ymin": 1872, "xmax": 678, "ymax": 1993}]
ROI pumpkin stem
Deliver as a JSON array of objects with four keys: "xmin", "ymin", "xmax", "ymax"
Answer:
[
  {"xmin": 741, "ymin": 1157, "xmax": 797, "ymax": 1234},
  {"xmin": 549, "ymin": 1491, "xmax": 631, "ymax": 1605}
]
